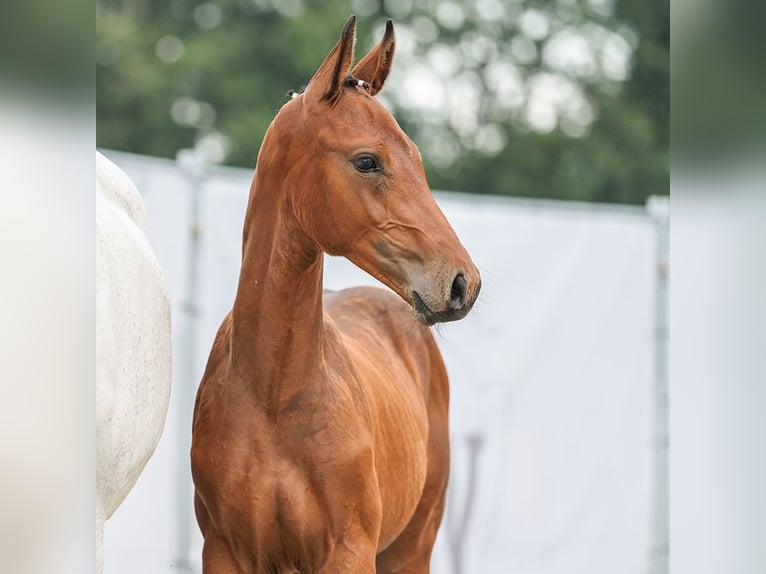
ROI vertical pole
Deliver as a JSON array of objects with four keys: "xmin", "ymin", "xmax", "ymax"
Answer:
[
  {"xmin": 174, "ymin": 150, "xmax": 206, "ymax": 572},
  {"xmin": 647, "ymin": 195, "xmax": 669, "ymax": 574}
]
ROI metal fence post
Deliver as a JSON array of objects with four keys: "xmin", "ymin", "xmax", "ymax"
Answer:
[
  {"xmin": 647, "ymin": 195, "xmax": 669, "ymax": 574},
  {"xmin": 174, "ymin": 149, "xmax": 206, "ymax": 572}
]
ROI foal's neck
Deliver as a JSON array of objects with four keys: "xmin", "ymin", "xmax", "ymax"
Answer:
[{"xmin": 230, "ymin": 163, "xmax": 324, "ymax": 411}]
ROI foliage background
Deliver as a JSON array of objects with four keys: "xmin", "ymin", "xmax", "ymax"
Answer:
[{"xmin": 96, "ymin": 0, "xmax": 668, "ymax": 204}]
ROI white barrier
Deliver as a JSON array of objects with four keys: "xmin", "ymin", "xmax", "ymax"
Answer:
[{"xmin": 101, "ymin": 149, "xmax": 664, "ymax": 574}]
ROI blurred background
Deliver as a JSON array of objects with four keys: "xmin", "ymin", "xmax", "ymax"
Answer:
[
  {"xmin": 96, "ymin": 1, "xmax": 669, "ymax": 573},
  {"xmin": 97, "ymin": 0, "xmax": 668, "ymax": 203}
]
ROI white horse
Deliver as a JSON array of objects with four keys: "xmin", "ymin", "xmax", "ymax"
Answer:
[{"xmin": 96, "ymin": 152, "xmax": 172, "ymax": 573}]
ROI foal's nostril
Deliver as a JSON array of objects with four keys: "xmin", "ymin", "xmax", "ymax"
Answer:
[{"xmin": 450, "ymin": 273, "xmax": 467, "ymax": 310}]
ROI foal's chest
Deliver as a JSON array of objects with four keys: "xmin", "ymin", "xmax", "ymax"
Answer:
[{"xmin": 199, "ymin": 412, "xmax": 379, "ymax": 564}]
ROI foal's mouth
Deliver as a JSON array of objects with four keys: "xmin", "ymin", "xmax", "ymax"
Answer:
[
  {"xmin": 411, "ymin": 284, "xmax": 477, "ymax": 326},
  {"xmin": 411, "ymin": 291, "xmax": 438, "ymax": 326}
]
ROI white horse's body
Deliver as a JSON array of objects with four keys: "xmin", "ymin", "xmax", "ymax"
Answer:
[{"xmin": 96, "ymin": 152, "xmax": 172, "ymax": 573}]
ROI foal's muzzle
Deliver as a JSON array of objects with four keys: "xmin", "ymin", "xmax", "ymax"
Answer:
[{"xmin": 411, "ymin": 272, "xmax": 481, "ymax": 326}]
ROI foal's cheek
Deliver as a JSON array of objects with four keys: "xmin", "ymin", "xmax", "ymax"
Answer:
[{"xmin": 308, "ymin": 207, "xmax": 351, "ymax": 255}]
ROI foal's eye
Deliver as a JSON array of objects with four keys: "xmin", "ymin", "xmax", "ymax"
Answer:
[{"xmin": 352, "ymin": 155, "xmax": 380, "ymax": 173}]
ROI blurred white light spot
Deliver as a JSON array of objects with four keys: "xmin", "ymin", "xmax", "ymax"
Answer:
[
  {"xmin": 586, "ymin": 0, "xmax": 614, "ymax": 18},
  {"xmin": 435, "ymin": 0, "xmax": 465, "ymax": 30},
  {"xmin": 473, "ymin": 124, "xmax": 506, "ymax": 155},
  {"xmin": 525, "ymin": 72, "xmax": 594, "ymax": 135},
  {"xmin": 156, "ymin": 35, "xmax": 185, "ymax": 63},
  {"xmin": 618, "ymin": 24, "xmax": 639, "ymax": 50},
  {"xmin": 195, "ymin": 132, "xmax": 229, "ymax": 164},
  {"xmin": 520, "ymin": 9, "xmax": 550, "ymax": 41},
  {"xmin": 193, "ymin": 2, "xmax": 224, "ymax": 31},
  {"xmin": 460, "ymin": 33, "xmax": 496, "ymax": 67},
  {"xmin": 273, "ymin": 0, "xmax": 302, "ymax": 17},
  {"xmin": 384, "ymin": 0, "xmax": 413, "ymax": 19},
  {"xmin": 171, "ymin": 97, "xmax": 199, "ymax": 126},
  {"xmin": 171, "ymin": 97, "xmax": 217, "ymax": 129},
  {"xmin": 601, "ymin": 31, "xmax": 632, "ymax": 81},
  {"xmin": 560, "ymin": 116, "xmax": 588, "ymax": 138},
  {"xmin": 526, "ymin": 98, "xmax": 557, "ymax": 133},
  {"xmin": 476, "ymin": 0, "xmax": 504, "ymax": 21},
  {"xmin": 428, "ymin": 45, "xmax": 460, "ymax": 78},
  {"xmin": 448, "ymin": 72, "xmax": 481, "ymax": 137},
  {"xmin": 484, "ymin": 61, "xmax": 524, "ymax": 111},
  {"xmin": 559, "ymin": 86, "xmax": 595, "ymax": 138},
  {"xmin": 351, "ymin": 0, "xmax": 378, "ymax": 17},
  {"xmin": 426, "ymin": 128, "xmax": 461, "ymax": 168},
  {"xmin": 399, "ymin": 63, "xmax": 447, "ymax": 120},
  {"xmin": 412, "ymin": 16, "xmax": 439, "ymax": 44},
  {"xmin": 543, "ymin": 28, "xmax": 596, "ymax": 77},
  {"xmin": 391, "ymin": 23, "xmax": 416, "ymax": 55}
]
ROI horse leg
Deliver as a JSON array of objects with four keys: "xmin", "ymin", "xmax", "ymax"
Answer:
[
  {"xmin": 374, "ymin": 469, "xmax": 448, "ymax": 574},
  {"xmin": 320, "ymin": 542, "xmax": 378, "ymax": 574},
  {"xmin": 194, "ymin": 491, "xmax": 211, "ymax": 537},
  {"xmin": 196, "ymin": 493, "xmax": 244, "ymax": 573},
  {"xmin": 376, "ymin": 365, "xmax": 450, "ymax": 574},
  {"xmin": 201, "ymin": 535, "xmax": 243, "ymax": 573}
]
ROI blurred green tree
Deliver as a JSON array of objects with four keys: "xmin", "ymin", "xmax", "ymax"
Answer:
[{"xmin": 96, "ymin": 0, "xmax": 667, "ymax": 204}]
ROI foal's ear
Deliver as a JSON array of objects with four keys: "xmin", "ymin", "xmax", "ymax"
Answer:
[
  {"xmin": 351, "ymin": 19, "xmax": 395, "ymax": 96},
  {"xmin": 304, "ymin": 15, "xmax": 357, "ymax": 105}
]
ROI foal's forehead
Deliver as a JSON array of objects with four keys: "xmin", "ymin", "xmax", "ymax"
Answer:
[
  {"xmin": 336, "ymin": 93, "xmax": 419, "ymax": 153},
  {"xmin": 277, "ymin": 89, "xmax": 421, "ymax": 160}
]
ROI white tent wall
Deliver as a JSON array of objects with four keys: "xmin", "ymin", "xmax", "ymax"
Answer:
[{"xmin": 101, "ymin": 150, "xmax": 661, "ymax": 574}]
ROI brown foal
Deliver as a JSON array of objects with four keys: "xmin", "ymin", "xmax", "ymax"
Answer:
[{"xmin": 191, "ymin": 17, "xmax": 481, "ymax": 573}]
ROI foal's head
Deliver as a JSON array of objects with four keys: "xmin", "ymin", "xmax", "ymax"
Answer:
[{"xmin": 265, "ymin": 16, "xmax": 480, "ymax": 325}]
